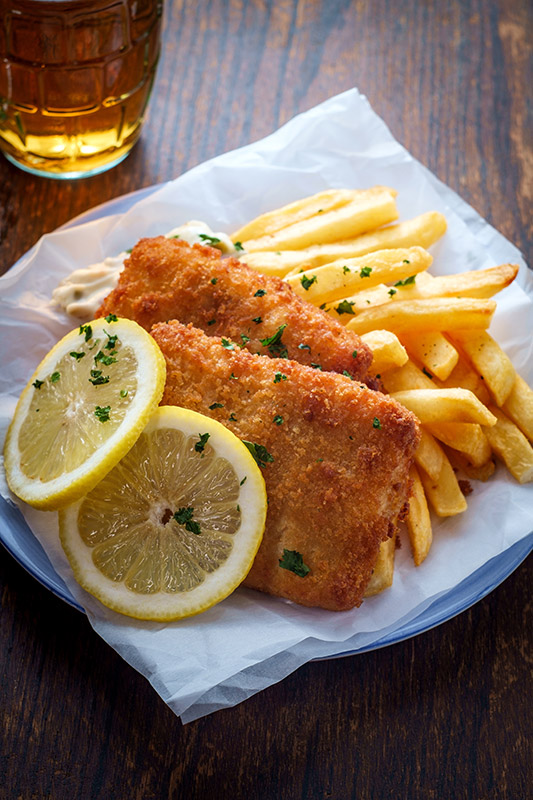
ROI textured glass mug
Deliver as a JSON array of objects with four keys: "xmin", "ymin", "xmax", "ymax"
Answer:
[{"xmin": 0, "ymin": 0, "xmax": 162, "ymax": 178}]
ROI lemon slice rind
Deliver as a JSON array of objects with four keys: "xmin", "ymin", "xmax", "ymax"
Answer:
[
  {"xmin": 59, "ymin": 406, "xmax": 267, "ymax": 621},
  {"xmin": 4, "ymin": 318, "xmax": 166, "ymax": 510}
]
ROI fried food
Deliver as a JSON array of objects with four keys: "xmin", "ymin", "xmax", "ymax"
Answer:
[
  {"xmin": 97, "ymin": 237, "xmax": 373, "ymax": 381},
  {"xmin": 151, "ymin": 321, "xmax": 420, "ymax": 611}
]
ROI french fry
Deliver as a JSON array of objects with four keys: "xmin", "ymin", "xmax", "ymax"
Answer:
[
  {"xmin": 447, "ymin": 330, "xmax": 515, "ymax": 406},
  {"xmin": 364, "ymin": 536, "xmax": 395, "ymax": 596},
  {"xmin": 483, "ymin": 407, "xmax": 533, "ymax": 483},
  {"xmin": 346, "ymin": 298, "xmax": 496, "ymax": 336},
  {"xmin": 242, "ymin": 188, "xmax": 399, "ymax": 252},
  {"xmin": 396, "ymin": 263, "xmax": 519, "ymax": 300},
  {"xmin": 381, "ymin": 359, "xmax": 435, "ymax": 393},
  {"xmin": 503, "ymin": 374, "xmax": 533, "ymax": 443},
  {"xmin": 231, "ymin": 189, "xmax": 358, "ymax": 243},
  {"xmin": 360, "ymin": 330, "xmax": 408, "ymax": 373},
  {"xmin": 415, "ymin": 429, "xmax": 445, "ymax": 482},
  {"xmin": 445, "ymin": 448, "xmax": 496, "ymax": 482},
  {"xmin": 419, "ymin": 453, "xmax": 468, "ymax": 517},
  {"xmin": 285, "ymin": 247, "xmax": 432, "ymax": 305},
  {"xmin": 240, "ymin": 211, "xmax": 447, "ymax": 277},
  {"xmin": 390, "ymin": 389, "xmax": 497, "ymax": 426},
  {"xmin": 436, "ymin": 355, "xmax": 492, "ymax": 405},
  {"xmin": 401, "ymin": 331, "xmax": 459, "ymax": 380},
  {"xmin": 406, "ymin": 465, "xmax": 432, "ymax": 565},
  {"xmin": 425, "ymin": 422, "xmax": 492, "ymax": 467}
]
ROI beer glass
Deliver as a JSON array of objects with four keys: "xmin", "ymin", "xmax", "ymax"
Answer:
[{"xmin": 0, "ymin": 0, "xmax": 162, "ymax": 178}]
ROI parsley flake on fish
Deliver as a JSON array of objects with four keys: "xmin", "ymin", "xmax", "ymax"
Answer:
[{"xmin": 279, "ymin": 549, "xmax": 310, "ymax": 577}]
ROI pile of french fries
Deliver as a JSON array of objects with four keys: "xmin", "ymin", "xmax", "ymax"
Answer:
[{"xmin": 231, "ymin": 188, "xmax": 533, "ymax": 595}]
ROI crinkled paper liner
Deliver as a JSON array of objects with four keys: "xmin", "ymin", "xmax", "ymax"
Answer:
[{"xmin": 1, "ymin": 89, "xmax": 532, "ymax": 722}]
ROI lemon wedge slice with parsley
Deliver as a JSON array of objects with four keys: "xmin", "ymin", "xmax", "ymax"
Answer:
[
  {"xmin": 58, "ymin": 406, "xmax": 267, "ymax": 621},
  {"xmin": 3, "ymin": 316, "xmax": 166, "ymax": 510}
]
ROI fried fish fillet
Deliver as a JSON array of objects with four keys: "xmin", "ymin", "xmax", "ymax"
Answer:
[
  {"xmin": 97, "ymin": 237, "xmax": 372, "ymax": 381},
  {"xmin": 151, "ymin": 321, "xmax": 420, "ymax": 611}
]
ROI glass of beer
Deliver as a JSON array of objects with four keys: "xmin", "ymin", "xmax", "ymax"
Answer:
[{"xmin": 0, "ymin": 0, "xmax": 162, "ymax": 178}]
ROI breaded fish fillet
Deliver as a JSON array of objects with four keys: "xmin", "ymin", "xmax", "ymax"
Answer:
[
  {"xmin": 97, "ymin": 237, "xmax": 372, "ymax": 381},
  {"xmin": 151, "ymin": 321, "xmax": 420, "ymax": 611}
]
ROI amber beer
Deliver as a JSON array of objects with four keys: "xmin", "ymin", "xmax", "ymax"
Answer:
[{"xmin": 0, "ymin": 0, "xmax": 162, "ymax": 178}]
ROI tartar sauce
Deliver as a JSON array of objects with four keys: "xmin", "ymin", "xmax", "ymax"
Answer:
[{"xmin": 51, "ymin": 220, "xmax": 239, "ymax": 319}]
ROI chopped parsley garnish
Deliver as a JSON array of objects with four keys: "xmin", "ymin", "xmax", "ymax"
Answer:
[
  {"xmin": 300, "ymin": 274, "xmax": 317, "ymax": 291},
  {"xmin": 342, "ymin": 265, "xmax": 351, "ymax": 274},
  {"xmin": 394, "ymin": 274, "xmax": 416, "ymax": 287},
  {"xmin": 95, "ymin": 405, "xmax": 111, "ymax": 422},
  {"xmin": 104, "ymin": 331, "xmax": 118, "ymax": 350},
  {"xmin": 335, "ymin": 300, "xmax": 355, "ymax": 315},
  {"xmin": 125, "ymin": 247, "xmax": 133, "ymax": 253},
  {"xmin": 79, "ymin": 323, "xmax": 92, "ymax": 342},
  {"xmin": 69, "ymin": 351, "xmax": 85, "ymax": 361},
  {"xmin": 221, "ymin": 338, "xmax": 235, "ymax": 350},
  {"xmin": 372, "ymin": 417, "xmax": 382, "ymax": 429},
  {"xmin": 240, "ymin": 333, "xmax": 250, "ymax": 348},
  {"xmin": 228, "ymin": 413, "xmax": 237, "ymax": 422},
  {"xmin": 311, "ymin": 363, "xmax": 323, "ymax": 370},
  {"xmin": 195, "ymin": 432, "xmax": 210, "ymax": 453},
  {"xmin": 319, "ymin": 303, "xmax": 327, "ymax": 310},
  {"xmin": 342, "ymin": 370, "xmax": 354, "ymax": 379},
  {"xmin": 104, "ymin": 314, "xmax": 118, "ymax": 322},
  {"xmin": 120, "ymin": 389, "xmax": 128, "ymax": 398},
  {"xmin": 209, "ymin": 402, "xmax": 224, "ymax": 409},
  {"xmin": 402, "ymin": 259, "xmax": 411, "ymax": 264},
  {"xmin": 273, "ymin": 372, "xmax": 287, "ymax": 383},
  {"xmin": 388, "ymin": 288, "xmax": 397, "ymax": 297},
  {"xmin": 279, "ymin": 549, "xmax": 310, "ymax": 578},
  {"xmin": 422, "ymin": 367, "xmax": 434, "ymax": 379},
  {"xmin": 89, "ymin": 369, "xmax": 109, "ymax": 386},
  {"xmin": 254, "ymin": 289, "xmax": 266, "ymax": 297},
  {"xmin": 298, "ymin": 343, "xmax": 311, "ymax": 352},
  {"xmin": 207, "ymin": 319, "xmax": 216, "ymax": 326},
  {"xmin": 32, "ymin": 379, "xmax": 44, "ymax": 390},
  {"xmin": 210, "ymin": 277, "xmax": 218, "ymax": 285},
  {"xmin": 273, "ymin": 414, "xmax": 283, "ymax": 425},
  {"xmin": 242, "ymin": 440, "xmax": 274, "ymax": 467},
  {"xmin": 240, "ymin": 476, "xmax": 247, "ymax": 486},
  {"xmin": 94, "ymin": 350, "xmax": 117, "ymax": 366},
  {"xmin": 169, "ymin": 234, "xmax": 180, "ymax": 239},
  {"xmin": 234, "ymin": 241, "xmax": 244, "ymax": 251},
  {"xmin": 173, "ymin": 507, "xmax": 201, "ymax": 535},
  {"xmin": 352, "ymin": 350, "xmax": 358, "ymax": 358},
  {"xmin": 360, "ymin": 266, "xmax": 372, "ymax": 278},
  {"xmin": 252, "ymin": 316, "xmax": 262, "ymax": 324},
  {"xmin": 50, "ymin": 372, "xmax": 60, "ymax": 383},
  {"xmin": 260, "ymin": 324, "xmax": 287, "ymax": 357},
  {"xmin": 199, "ymin": 233, "xmax": 221, "ymax": 246},
  {"xmin": 230, "ymin": 373, "xmax": 238, "ymax": 380}
]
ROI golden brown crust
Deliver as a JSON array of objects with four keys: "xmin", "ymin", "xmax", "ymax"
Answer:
[
  {"xmin": 151, "ymin": 321, "xmax": 420, "ymax": 611},
  {"xmin": 97, "ymin": 237, "xmax": 373, "ymax": 381}
]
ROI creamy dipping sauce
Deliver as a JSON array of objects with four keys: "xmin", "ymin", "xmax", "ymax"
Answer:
[{"xmin": 51, "ymin": 220, "xmax": 239, "ymax": 319}]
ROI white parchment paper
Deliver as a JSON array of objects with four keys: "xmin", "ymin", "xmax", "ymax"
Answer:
[{"xmin": 1, "ymin": 89, "xmax": 532, "ymax": 722}]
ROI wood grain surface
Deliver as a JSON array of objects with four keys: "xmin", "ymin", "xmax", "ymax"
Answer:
[{"xmin": 1, "ymin": 1, "xmax": 531, "ymax": 798}]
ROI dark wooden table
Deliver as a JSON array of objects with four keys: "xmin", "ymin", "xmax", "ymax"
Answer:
[{"xmin": 1, "ymin": 1, "xmax": 531, "ymax": 798}]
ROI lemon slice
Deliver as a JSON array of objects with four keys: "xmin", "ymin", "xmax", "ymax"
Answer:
[
  {"xmin": 4, "ymin": 317, "xmax": 166, "ymax": 510},
  {"xmin": 58, "ymin": 406, "xmax": 267, "ymax": 621}
]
